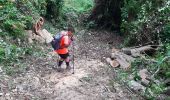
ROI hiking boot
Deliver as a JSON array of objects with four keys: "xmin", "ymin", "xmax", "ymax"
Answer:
[
  {"xmin": 52, "ymin": 66, "xmax": 57, "ymax": 69},
  {"xmin": 66, "ymin": 66, "xmax": 71, "ymax": 70},
  {"xmin": 57, "ymin": 67, "xmax": 63, "ymax": 72}
]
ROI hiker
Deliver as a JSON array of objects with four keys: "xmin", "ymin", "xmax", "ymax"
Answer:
[{"xmin": 54, "ymin": 27, "xmax": 74, "ymax": 72}]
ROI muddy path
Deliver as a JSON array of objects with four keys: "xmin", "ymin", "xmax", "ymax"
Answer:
[{"xmin": 0, "ymin": 30, "xmax": 141, "ymax": 100}]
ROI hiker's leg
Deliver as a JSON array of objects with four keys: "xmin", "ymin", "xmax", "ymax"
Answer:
[
  {"xmin": 65, "ymin": 53, "xmax": 71, "ymax": 70},
  {"xmin": 59, "ymin": 53, "xmax": 69, "ymax": 66},
  {"xmin": 65, "ymin": 57, "xmax": 70, "ymax": 66},
  {"xmin": 57, "ymin": 54, "xmax": 65, "ymax": 72},
  {"xmin": 58, "ymin": 58, "xmax": 64, "ymax": 67}
]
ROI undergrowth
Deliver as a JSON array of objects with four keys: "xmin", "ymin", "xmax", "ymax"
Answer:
[
  {"xmin": 58, "ymin": 0, "xmax": 94, "ymax": 28},
  {"xmin": 121, "ymin": 0, "xmax": 170, "ymax": 46}
]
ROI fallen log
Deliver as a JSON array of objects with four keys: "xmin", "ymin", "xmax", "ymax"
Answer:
[
  {"xmin": 116, "ymin": 56, "xmax": 130, "ymax": 70},
  {"xmin": 106, "ymin": 58, "xmax": 120, "ymax": 68},
  {"xmin": 122, "ymin": 45, "xmax": 159, "ymax": 57},
  {"xmin": 111, "ymin": 52, "xmax": 135, "ymax": 62},
  {"xmin": 111, "ymin": 52, "xmax": 135, "ymax": 69}
]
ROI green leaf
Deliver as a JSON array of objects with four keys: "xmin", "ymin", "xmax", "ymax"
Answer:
[{"xmin": 165, "ymin": 72, "xmax": 170, "ymax": 78}]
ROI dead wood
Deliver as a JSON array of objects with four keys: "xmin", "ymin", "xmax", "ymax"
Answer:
[
  {"xmin": 111, "ymin": 52, "xmax": 135, "ymax": 69},
  {"xmin": 122, "ymin": 45, "xmax": 160, "ymax": 57},
  {"xmin": 116, "ymin": 57, "xmax": 130, "ymax": 70},
  {"xmin": 106, "ymin": 58, "xmax": 120, "ymax": 68}
]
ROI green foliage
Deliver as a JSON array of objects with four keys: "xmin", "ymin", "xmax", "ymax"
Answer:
[
  {"xmin": 162, "ymin": 23, "xmax": 170, "ymax": 43},
  {"xmin": 0, "ymin": 40, "xmax": 33, "ymax": 75},
  {"xmin": 0, "ymin": 0, "xmax": 64, "ymax": 38},
  {"xmin": 0, "ymin": 0, "xmax": 33, "ymax": 38},
  {"xmin": 0, "ymin": 0, "xmax": 89, "ymax": 76},
  {"xmin": 57, "ymin": 0, "xmax": 94, "ymax": 28},
  {"xmin": 43, "ymin": 20, "xmax": 58, "ymax": 35},
  {"xmin": 121, "ymin": 0, "xmax": 169, "ymax": 46},
  {"xmin": 144, "ymin": 83, "xmax": 165, "ymax": 99},
  {"xmin": 45, "ymin": 0, "xmax": 64, "ymax": 23},
  {"xmin": 29, "ymin": 0, "xmax": 47, "ymax": 16},
  {"xmin": 0, "ymin": 36, "xmax": 51, "ymax": 76},
  {"xmin": 64, "ymin": 0, "xmax": 93, "ymax": 13}
]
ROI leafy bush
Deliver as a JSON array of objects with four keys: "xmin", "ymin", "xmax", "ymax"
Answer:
[
  {"xmin": 64, "ymin": 0, "xmax": 93, "ymax": 14},
  {"xmin": 45, "ymin": 0, "xmax": 64, "ymax": 23},
  {"xmin": 162, "ymin": 23, "xmax": 170, "ymax": 43},
  {"xmin": 0, "ymin": 0, "xmax": 66, "ymax": 75},
  {"xmin": 0, "ymin": 0, "xmax": 33, "ymax": 38},
  {"xmin": 0, "ymin": 38, "xmax": 36, "ymax": 75},
  {"xmin": 121, "ymin": 0, "xmax": 169, "ymax": 46}
]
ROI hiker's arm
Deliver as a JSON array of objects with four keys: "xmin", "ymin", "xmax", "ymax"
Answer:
[{"xmin": 60, "ymin": 35, "xmax": 74, "ymax": 49}]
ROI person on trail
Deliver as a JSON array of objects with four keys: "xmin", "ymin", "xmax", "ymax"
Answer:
[{"xmin": 55, "ymin": 27, "xmax": 74, "ymax": 72}]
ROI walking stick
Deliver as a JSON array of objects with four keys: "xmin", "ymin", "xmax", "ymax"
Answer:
[{"xmin": 72, "ymin": 40, "xmax": 75, "ymax": 74}]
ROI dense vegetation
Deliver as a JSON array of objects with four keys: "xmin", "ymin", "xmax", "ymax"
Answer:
[
  {"xmin": 90, "ymin": 0, "xmax": 170, "ymax": 99},
  {"xmin": 0, "ymin": 0, "xmax": 93, "ymax": 75},
  {"xmin": 0, "ymin": 0, "xmax": 170, "ymax": 99},
  {"xmin": 121, "ymin": 0, "xmax": 170, "ymax": 99}
]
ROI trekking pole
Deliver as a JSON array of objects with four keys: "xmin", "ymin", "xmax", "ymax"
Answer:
[{"xmin": 72, "ymin": 40, "xmax": 75, "ymax": 74}]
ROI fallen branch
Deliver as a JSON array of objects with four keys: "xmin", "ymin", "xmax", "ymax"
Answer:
[
  {"xmin": 140, "ymin": 55, "xmax": 158, "ymax": 63},
  {"xmin": 122, "ymin": 45, "xmax": 160, "ymax": 57},
  {"xmin": 111, "ymin": 52, "xmax": 135, "ymax": 69}
]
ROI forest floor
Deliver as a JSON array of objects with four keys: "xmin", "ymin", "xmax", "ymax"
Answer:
[{"xmin": 0, "ymin": 30, "xmax": 143, "ymax": 100}]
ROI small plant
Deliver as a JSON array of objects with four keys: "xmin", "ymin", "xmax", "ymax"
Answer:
[{"xmin": 0, "ymin": 39, "xmax": 35, "ymax": 75}]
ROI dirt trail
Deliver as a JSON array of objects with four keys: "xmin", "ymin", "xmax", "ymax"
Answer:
[{"xmin": 0, "ymin": 30, "xmax": 141, "ymax": 100}]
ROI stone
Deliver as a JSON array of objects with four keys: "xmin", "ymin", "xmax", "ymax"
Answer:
[
  {"xmin": 41, "ymin": 29, "xmax": 53, "ymax": 43},
  {"xmin": 139, "ymin": 69, "xmax": 150, "ymax": 86},
  {"xmin": 26, "ymin": 29, "xmax": 53, "ymax": 44},
  {"xmin": 0, "ymin": 93, "xmax": 3, "ymax": 96},
  {"xmin": 128, "ymin": 80, "xmax": 145, "ymax": 92}
]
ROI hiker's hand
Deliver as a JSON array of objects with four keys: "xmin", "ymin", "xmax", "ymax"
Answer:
[{"xmin": 70, "ymin": 37, "xmax": 74, "ymax": 41}]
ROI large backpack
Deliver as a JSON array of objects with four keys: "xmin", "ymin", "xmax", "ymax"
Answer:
[{"xmin": 51, "ymin": 32, "xmax": 64, "ymax": 50}]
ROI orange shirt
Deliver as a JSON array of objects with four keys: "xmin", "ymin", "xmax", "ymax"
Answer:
[{"xmin": 55, "ymin": 31, "xmax": 71, "ymax": 54}]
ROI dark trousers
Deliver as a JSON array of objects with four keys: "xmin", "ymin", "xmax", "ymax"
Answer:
[{"xmin": 58, "ymin": 53, "xmax": 69, "ymax": 67}]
